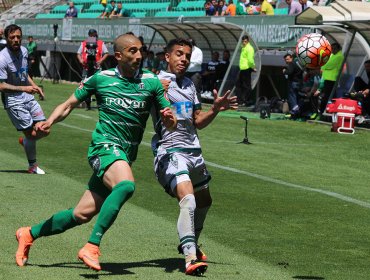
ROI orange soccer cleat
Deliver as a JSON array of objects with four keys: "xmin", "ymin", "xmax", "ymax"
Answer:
[
  {"xmin": 185, "ymin": 259, "xmax": 208, "ymax": 276},
  {"xmin": 15, "ymin": 227, "xmax": 34, "ymax": 266},
  {"xmin": 78, "ymin": 243, "xmax": 102, "ymax": 271}
]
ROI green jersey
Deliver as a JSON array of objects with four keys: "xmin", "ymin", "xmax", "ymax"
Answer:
[{"xmin": 74, "ymin": 67, "xmax": 170, "ymax": 163}]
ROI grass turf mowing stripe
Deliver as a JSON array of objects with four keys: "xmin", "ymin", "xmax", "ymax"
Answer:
[
  {"xmin": 57, "ymin": 122, "xmax": 370, "ymax": 210},
  {"xmin": 0, "ymin": 149, "xmax": 291, "ymax": 279}
]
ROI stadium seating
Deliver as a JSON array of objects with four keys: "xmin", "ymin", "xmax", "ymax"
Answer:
[
  {"xmin": 85, "ymin": 3, "xmax": 105, "ymax": 13},
  {"xmin": 176, "ymin": 1, "xmax": 204, "ymax": 11},
  {"xmin": 51, "ymin": 5, "xmax": 83, "ymax": 14},
  {"xmin": 35, "ymin": 13, "xmax": 65, "ymax": 19},
  {"xmin": 155, "ymin": 10, "xmax": 204, "ymax": 17},
  {"xmin": 77, "ymin": 12, "xmax": 102, "ymax": 18},
  {"xmin": 274, "ymin": 7, "xmax": 288, "ymax": 15}
]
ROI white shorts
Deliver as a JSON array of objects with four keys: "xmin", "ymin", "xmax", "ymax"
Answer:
[
  {"xmin": 154, "ymin": 151, "xmax": 211, "ymax": 197},
  {"xmin": 6, "ymin": 100, "xmax": 45, "ymax": 131}
]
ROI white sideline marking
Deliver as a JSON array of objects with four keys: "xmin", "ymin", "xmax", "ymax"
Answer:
[
  {"xmin": 58, "ymin": 122, "xmax": 93, "ymax": 133},
  {"xmin": 73, "ymin": 113, "xmax": 95, "ymax": 119},
  {"xmin": 57, "ymin": 122, "xmax": 370, "ymax": 209}
]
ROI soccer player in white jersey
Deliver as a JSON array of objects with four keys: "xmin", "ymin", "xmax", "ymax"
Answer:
[
  {"xmin": 152, "ymin": 38, "xmax": 237, "ymax": 276},
  {"xmin": 15, "ymin": 33, "xmax": 176, "ymax": 271},
  {"xmin": 0, "ymin": 24, "xmax": 47, "ymax": 174}
]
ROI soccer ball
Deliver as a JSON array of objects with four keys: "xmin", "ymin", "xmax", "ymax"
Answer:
[{"xmin": 296, "ymin": 33, "xmax": 332, "ymax": 69}]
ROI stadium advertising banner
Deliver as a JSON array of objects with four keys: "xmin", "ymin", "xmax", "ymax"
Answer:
[{"xmin": 16, "ymin": 16, "xmax": 313, "ymax": 48}]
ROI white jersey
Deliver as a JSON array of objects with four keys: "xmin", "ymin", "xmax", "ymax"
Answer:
[
  {"xmin": 0, "ymin": 46, "xmax": 34, "ymax": 108},
  {"xmin": 153, "ymin": 70, "xmax": 202, "ymax": 156}
]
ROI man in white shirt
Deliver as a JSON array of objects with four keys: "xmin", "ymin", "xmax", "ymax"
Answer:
[{"xmin": 185, "ymin": 39, "xmax": 203, "ymax": 101}]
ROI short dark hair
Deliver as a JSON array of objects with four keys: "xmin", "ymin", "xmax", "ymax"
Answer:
[
  {"xmin": 284, "ymin": 53, "xmax": 293, "ymax": 59},
  {"xmin": 241, "ymin": 35, "xmax": 249, "ymax": 41},
  {"xmin": 4, "ymin": 24, "xmax": 22, "ymax": 39},
  {"xmin": 364, "ymin": 60, "xmax": 370, "ymax": 65},
  {"xmin": 331, "ymin": 42, "xmax": 341, "ymax": 50},
  {"xmin": 88, "ymin": 29, "xmax": 97, "ymax": 37},
  {"xmin": 166, "ymin": 38, "xmax": 193, "ymax": 53}
]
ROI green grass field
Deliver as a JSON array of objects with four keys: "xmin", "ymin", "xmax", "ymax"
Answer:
[{"xmin": 1, "ymin": 80, "xmax": 370, "ymax": 279}]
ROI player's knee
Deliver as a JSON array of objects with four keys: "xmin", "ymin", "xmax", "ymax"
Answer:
[
  {"xmin": 73, "ymin": 209, "xmax": 97, "ymax": 224},
  {"xmin": 115, "ymin": 180, "xmax": 135, "ymax": 198},
  {"xmin": 195, "ymin": 187, "xmax": 212, "ymax": 208},
  {"xmin": 179, "ymin": 193, "xmax": 196, "ymax": 212}
]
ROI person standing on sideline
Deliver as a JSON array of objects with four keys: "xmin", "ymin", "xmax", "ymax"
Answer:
[
  {"xmin": 153, "ymin": 38, "xmax": 237, "ymax": 276},
  {"xmin": 0, "ymin": 24, "xmax": 47, "ymax": 174},
  {"xmin": 15, "ymin": 33, "xmax": 177, "ymax": 271},
  {"xmin": 26, "ymin": 36, "xmax": 37, "ymax": 78},
  {"xmin": 314, "ymin": 42, "xmax": 344, "ymax": 115},
  {"xmin": 185, "ymin": 38, "xmax": 203, "ymax": 101},
  {"xmin": 235, "ymin": 35, "xmax": 256, "ymax": 106},
  {"xmin": 353, "ymin": 59, "xmax": 370, "ymax": 117},
  {"xmin": 77, "ymin": 29, "xmax": 109, "ymax": 110},
  {"xmin": 283, "ymin": 53, "xmax": 303, "ymax": 117}
]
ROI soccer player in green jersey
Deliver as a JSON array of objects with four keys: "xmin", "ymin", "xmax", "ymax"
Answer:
[{"xmin": 15, "ymin": 33, "xmax": 177, "ymax": 271}]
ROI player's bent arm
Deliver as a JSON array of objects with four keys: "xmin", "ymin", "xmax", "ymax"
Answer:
[
  {"xmin": 0, "ymin": 81, "xmax": 34, "ymax": 94},
  {"xmin": 193, "ymin": 108, "xmax": 218, "ymax": 130},
  {"xmin": 46, "ymin": 94, "xmax": 81, "ymax": 126}
]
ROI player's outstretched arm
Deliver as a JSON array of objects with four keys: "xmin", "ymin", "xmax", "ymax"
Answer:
[
  {"xmin": 35, "ymin": 94, "xmax": 81, "ymax": 134},
  {"xmin": 194, "ymin": 89, "xmax": 238, "ymax": 129},
  {"xmin": 160, "ymin": 107, "xmax": 177, "ymax": 131}
]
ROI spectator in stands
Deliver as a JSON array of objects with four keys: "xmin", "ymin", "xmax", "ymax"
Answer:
[
  {"xmin": 235, "ymin": 35, "xmax": 256, "ymax": 106},
  {"xmin": 215, "ymin": 0, "xmax": 227, "ymax": 16},
  {"xmin": 202, "ymin": 51, "xmax": 220, "ymax": 95},
  {"xmin": 236, "ymin": 0, "xmax": 248, "ymax": 15},
  {"xmin": 282, "ymin": 53, "xmax": 303, "ymax": 117},
  {"xmin": 0, "ymin": 28, "xmax": 6, "ymax": 51},
  {"xmin": 77, "ymin": 29, "xmax": 109, "ymax": 110},
  {"xmin": 259, "ymin": 0, "xmax": 274, "ymax": 15},
  {"xmin": 185, "ymin": 39, "xmax": 203, "ymax": 101},
  {"xmin": 110, "ymin": 2, "xmax": 131, "ymax": 18},
  {"xmin": 26, "ymin": 36, "xmax": 38, "ymax": 78},
  {"xmin": 100, "ymin": 0, "xmax": 116, "ymax": 18},
  {"xmin": 225, "ymin": 0, "xmax": 237, "ymax": 16},
  {"xmin": 314, "ymin": 42, "xmax": 344, "ymax": 115},
  {"xmin": 204, "ymin": 1, "xmax": 216, "ymax": 16},
  {"xmin": 286, "ymin": 0, "xmax": 302, "ymax": 15},
  {"xmin": 65, "ymin": 1, "xmax": 78, "ymax": 18},
  {"xmin": 353, "ymin": 60, "xmax": 370, "ymax": 117},
  {"xmin": 100, "ymin": 0, "xmax": 107, "ymax": 8},
  {"xmin": 212, "ymin": 0, "xmax": 219, "ymax": 11},
  {"xmin": 299, "ymin": 0, "xmax": 313, "ymax": 10}
]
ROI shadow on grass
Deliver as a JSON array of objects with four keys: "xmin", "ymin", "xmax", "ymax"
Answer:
[
  {"xmin": 0, "ymin": 169, "xmax": 28, "ymax": 173},
  {"xmin": 32, "ymin": 257, "xmax": 185, "ymax": 278},
  {"xmin": 293, "ymin": 276, "xmax": 325, "ymax": 280}
]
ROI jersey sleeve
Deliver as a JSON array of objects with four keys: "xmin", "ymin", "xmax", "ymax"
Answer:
[
  {"xmin": 153, "ymin": 78, "xmax": 171, "ymax": 109},
  {"xmin": 74, "ymin": 72, "xmax": 97, "ymax": 101},
  {"xmin": 0, "ymin": 54, "xmax": 8, "ymax": 81}
]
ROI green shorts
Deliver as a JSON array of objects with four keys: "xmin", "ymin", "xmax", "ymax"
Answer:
[{"xmin": 87, "ymin": 143, "xmax": 130, "ymax": 198}]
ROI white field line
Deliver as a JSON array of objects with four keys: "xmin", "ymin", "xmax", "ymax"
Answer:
[{"xmin": 57, "ymin": 122, "xmax": 370, "ymax": 209}]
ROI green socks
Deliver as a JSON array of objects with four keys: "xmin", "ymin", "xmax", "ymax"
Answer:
[
  {"xmin": 30, "ymin": 208, "xmax": 79, "ymax": 239},
  {"xmin": 88, "ymin": 180, "xmax": 135, "ymax": 245}
]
